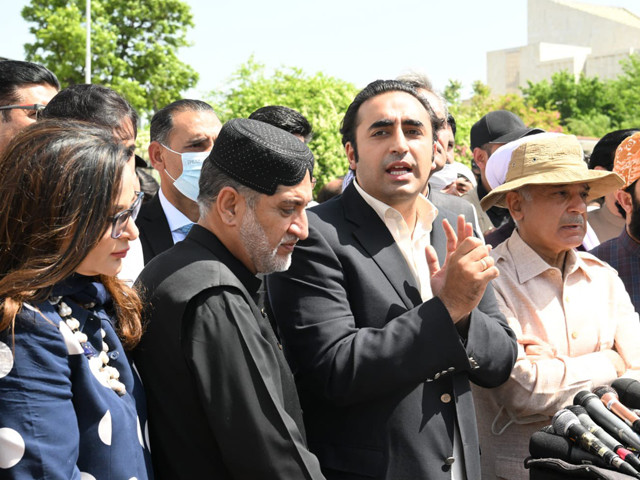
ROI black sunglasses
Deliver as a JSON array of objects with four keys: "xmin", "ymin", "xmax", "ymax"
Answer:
[{"xmin": 108, "ymin": 191, "xmax": 144, "ymax": 239}]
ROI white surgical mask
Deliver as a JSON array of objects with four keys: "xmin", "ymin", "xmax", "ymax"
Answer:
[{"xmin": 161, "ymin": 144, "xmax": 211, "ymax": 201}]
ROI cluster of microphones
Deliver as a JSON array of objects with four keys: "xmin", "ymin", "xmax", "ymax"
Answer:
[{"xmin": 529, "ymin": 379, "xmax": 640, "ymax": 478}]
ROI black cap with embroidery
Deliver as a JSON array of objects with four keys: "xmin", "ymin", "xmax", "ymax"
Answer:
[{"xmin": 209, "ymin": 118, "xmax": 314, "ymax": 195}]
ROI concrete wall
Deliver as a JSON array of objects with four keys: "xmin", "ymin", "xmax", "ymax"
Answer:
[
  {"xmin": 487, "ymin": 0, "xmax": 640, "ymax": 95},
  {"xmin": 528, "ymin": 0, "xmax": 640, "ymax": 56}
]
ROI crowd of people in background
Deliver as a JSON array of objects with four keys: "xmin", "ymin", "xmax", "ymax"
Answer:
[{"xmin": 1, "ymin": 58, "xmax": 640, "ymax": 480}]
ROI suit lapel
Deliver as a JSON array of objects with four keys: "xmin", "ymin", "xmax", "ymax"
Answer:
[
  {"xmin": 136, "ymin": 193, "xmax": 174, "ymax": 262},
  {"xmin": 342, "ymin": 185, "xmax": 422, "ymax": 308},
  {"xmin": 430, "ymin": 211, "xmax": 449, "ymax": 266}
]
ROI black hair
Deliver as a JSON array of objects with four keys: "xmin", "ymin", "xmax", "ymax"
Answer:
[
  {"xmin": 447, "ymin": 113, "xmax": 457, "ymax": 138},
  {"xmin": 0, "ymin": 60, "xmax": 60, "ymax": 121},
  {"xmin": 249, "ymin": 105, "xmax": 313, "ymax": 143},
  {"xmin": 150, "ymin": 99, "xmax": 214, "ymax": 144},
  {"xmin": 589, "ymin": 129, "xmax": 640, "ymax": 171},
  {"xmin": 340, "ymin": 79, "xmax": 439, "ymax": 158},
  {"xmin": 41, "ymin": 84, "xmax": 138, "ymax": 139}
]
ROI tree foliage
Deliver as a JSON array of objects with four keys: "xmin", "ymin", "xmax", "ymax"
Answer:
[
  {"xmin": 446, "ymin": 80, "xmax": 563, "ymax": 165},
  {"xmin": 210, "ymin": 58, "xmax": 358, "ymax": 193},
  {"xmin": 22, "ymin": 0, "xmax": 198, "ymax": 116},
  {"xmin": 521, "ymin": 54, "xmax": 640, "ymax": 137}
]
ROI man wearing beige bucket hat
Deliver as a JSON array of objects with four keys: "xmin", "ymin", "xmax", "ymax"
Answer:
[{"xmin": 471, "ymin": 134, "xmax": 640, "ymax": 480}]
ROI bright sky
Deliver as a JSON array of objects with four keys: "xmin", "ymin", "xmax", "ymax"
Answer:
[{"xmin": 2, "ymin": 0, "xmax": 640, "ymax": 99}]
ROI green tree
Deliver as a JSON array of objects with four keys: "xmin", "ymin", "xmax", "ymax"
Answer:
[
  {"xmin": 443, "ymin": 79, "xmax": 462, "ymax": 105},
  {"xmin": 447, "ymin": 81, "xmax": 563, "ymax": 165},
  {"xmin": 609, "ymin": 53, "xmax": 640, "ymax": 129},
  {"xmin": 210, "ymin": 58, "xmax": 358, "ymax": 193},
  {"xmin": 22, "ymin": 0, "xmax": 198, "ymax": 115},
  {"xmin": 520, "ymin": 70, "xmax": 622, "ymax": 136}
]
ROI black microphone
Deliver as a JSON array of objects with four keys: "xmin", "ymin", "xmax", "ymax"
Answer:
[
  {"xmin": 529, "ymin": 429, "xmax": 609, "ymax": 468},
  {"xmin": 575, "ymin": 390, "xmax": 640, "ymax": 451},
  {"xmin": 567, "ymin": 405, "xmax": 640, "ymax": 473},
  {"xmin": 594, "ymin": 386, "xmax": 640, "ymax": 434},
  {"xmin": 552, "ymin": 409, "xmax": 640, "ymax": 477},
  {"xmin": 614, "ymin": 379, "xmax": 640, "ymax": 410}
]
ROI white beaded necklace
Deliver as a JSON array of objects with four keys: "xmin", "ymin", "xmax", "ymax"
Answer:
[{"xmin": 49, "ymin": 296, "xmax": 126, "ymax": 396}]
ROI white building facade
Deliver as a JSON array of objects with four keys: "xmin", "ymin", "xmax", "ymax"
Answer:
[{"xmin": 487, "ymin": 0, "xmax": 640, "ymax": 95}]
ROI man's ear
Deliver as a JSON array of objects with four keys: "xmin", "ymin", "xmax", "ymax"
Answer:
[
  {"xmin": 473, "ymin": 147, "xmax": 489, "ymax": 171},
  {"xmin": 216, "ymin": 187, "xmax": 244, "ymax": 226},
  {"xmin": 148, "ymin": 141, "xmax": 165, "ymax": 172},
  {"xmin": 345, "ymin": 142, "xmax": 357, "ymax": 171},
  {"xmin": 615, "ymin": 189, "xmax": 633, "ymax": 217},
  {"xmin": 431, "ymin": 141, "xmax": 438, "ymax": 172},
  {"xmin": 506, "ymin": 190, "xmax": 524, "ymax": 222}
]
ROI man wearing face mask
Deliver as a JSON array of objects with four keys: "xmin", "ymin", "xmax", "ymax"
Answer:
[{"xmin": 137, "ymin": 99, "xmax": 222, "ymax": 264}]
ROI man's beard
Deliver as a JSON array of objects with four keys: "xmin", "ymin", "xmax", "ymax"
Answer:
[
  {"xmin": 239, "ymin": 206, "xmax": 294, "ymax": 274},
  {"xmin": 628, "ymin": 192, "xmax": 640, "ymax": 242}
]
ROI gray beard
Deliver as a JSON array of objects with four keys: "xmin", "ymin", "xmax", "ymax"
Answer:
[{"xmin": 239, "ymin": 207, "xmax": 292, "ymax": 274}]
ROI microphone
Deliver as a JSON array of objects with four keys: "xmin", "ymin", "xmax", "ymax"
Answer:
[
  {"xmin": 567, "ymin": 405, "xmax": 640, "ymax": 473},
  {"xmin": 552, "ymin": 409, "xmax": 640, "ymax": 477},
  {"xmin": 529, "ymin": 428, "xmax": 608, "ymax": 468},
  {"xmin": 614, "ymin": 379, "xmax": 640, "ymax": 410},
  {"xmin": 574, "ymin": 390, "xmax": 640, "ymax": 451},
  {"xmin": 594, "ymin": 386, "xmax": 640, "ymax": 434}
]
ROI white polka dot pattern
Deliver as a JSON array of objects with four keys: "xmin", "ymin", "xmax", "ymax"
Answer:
[
  {"xmin": 88, "ymin": 356, "xmax": 110, "ymax": 388},
  {"xmin": 0, "ymin": 427, "xmax": 25, "ymax": 469},
  {"xmin": 98, "ymin": 410, "xmax": 112, "ymax": 446},
  {"xmin": 136, "ymin": 417, "xmax": 143, "ymax": 447},
  {"xmin": 144, "ymin": 420, "xmax": 151, "ymax": 453},
  {"xmin": 0, "ymin": 341, "xmax": 13, "ymax": 378}
]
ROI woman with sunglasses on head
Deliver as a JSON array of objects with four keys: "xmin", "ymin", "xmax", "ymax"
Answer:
[{"xmin": 0, "ymin": 119, "xmax": 152, "ymax": 479}]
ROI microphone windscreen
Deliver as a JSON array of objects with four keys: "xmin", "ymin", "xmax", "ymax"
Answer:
[
  {"xmin": 566, "ymin": 405, "xmax": 588, "ymax": 417},
  {"xmin": 613, "ymin": 378, "xmax": 640, "ymax": 409},
  {"xmin": 574, "ymin": 390, "xmax": 592, "ymax": 406},
  {"xmin": 593, "ymin": 385, "xmax": 616, "ymax": 398},
  {"xmin": 552, "ymin": 409, "xmax": 579, "ymax": 436},
  {"xmin": 529, "ymin": 430, "xmax": 609, "ymax": 468}
]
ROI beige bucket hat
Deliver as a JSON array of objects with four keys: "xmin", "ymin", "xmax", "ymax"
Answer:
[{"xmin": 480, "ymin": 134, "xmax": 624, "ymax": 210}]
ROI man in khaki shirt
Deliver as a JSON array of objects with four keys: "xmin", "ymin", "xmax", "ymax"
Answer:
[{"xmin": 472, "ymin": 134, "xmax": 640, "ymax": 480}]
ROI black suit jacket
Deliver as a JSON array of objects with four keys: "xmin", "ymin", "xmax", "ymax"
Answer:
[
  {"xmin": 135, "ymin": 192, "xmax": 173, "ymax": 265},
  {"xmin": 267, "ymin": 184, "xmax": 517, "ymax": 479},
  {"xmin": 430, "ymin": 189, "xmax": 482, "ymax": 238},
  {"xmin": 133, "ymin": 226, "xmax": 324, "ymax": 479}
]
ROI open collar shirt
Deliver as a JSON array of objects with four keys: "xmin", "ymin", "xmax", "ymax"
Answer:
[
  {"xmin": 353, "ymin": 180, "xmax": 437, "ymax": 301},
  {"xmin": 353, "ymin": 180, "xmax": 468, "ymax": 480},
  {"xmin": 472, "ymin": 229, "xmax": 640, "ymax": 480},
  {"xmin": 490, "ymin": 229, "xmax": 640, "ymax": 417}
]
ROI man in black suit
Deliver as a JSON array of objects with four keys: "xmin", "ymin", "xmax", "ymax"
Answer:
[
  {"xmin": 136, "ymin": 99, "xmax": 222, "ymax": 264},
  {"xmin": 267, "ymin": 80, "xmax": 518, "ymax": 479},
  {"xmin": 133, "ymin": 119, "xmax": 324, "ymax": 479}
]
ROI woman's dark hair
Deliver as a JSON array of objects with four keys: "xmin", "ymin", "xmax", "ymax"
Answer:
[{"xmin": 0, "ymin": 119, "xmax": 143, "ymax": 348}]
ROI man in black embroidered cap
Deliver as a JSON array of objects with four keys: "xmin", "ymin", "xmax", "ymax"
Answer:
[{"xmin": 133, "ymin": 118, "xmax": 324, "ymax": 479}]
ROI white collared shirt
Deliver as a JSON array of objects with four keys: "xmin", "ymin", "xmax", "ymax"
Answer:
[
  {"xmin": 158, "ymin": 188, "xmax": 193, "ymax": 244},
  {"xmin": 353, "ymin": 180, "xmax": 437, "ymax": 301},
  {"xmin": 353, "ymin": 181, "xmax": 466, "ymax": 480}
]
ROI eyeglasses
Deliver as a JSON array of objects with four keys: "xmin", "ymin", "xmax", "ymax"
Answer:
[
  {"xmin": 108, "ymin": 191, "xmax": 144, "ymax": 239},
  {"xmin": 0, "ymin": 103, "xmax": 46, "ymax": 120}
]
